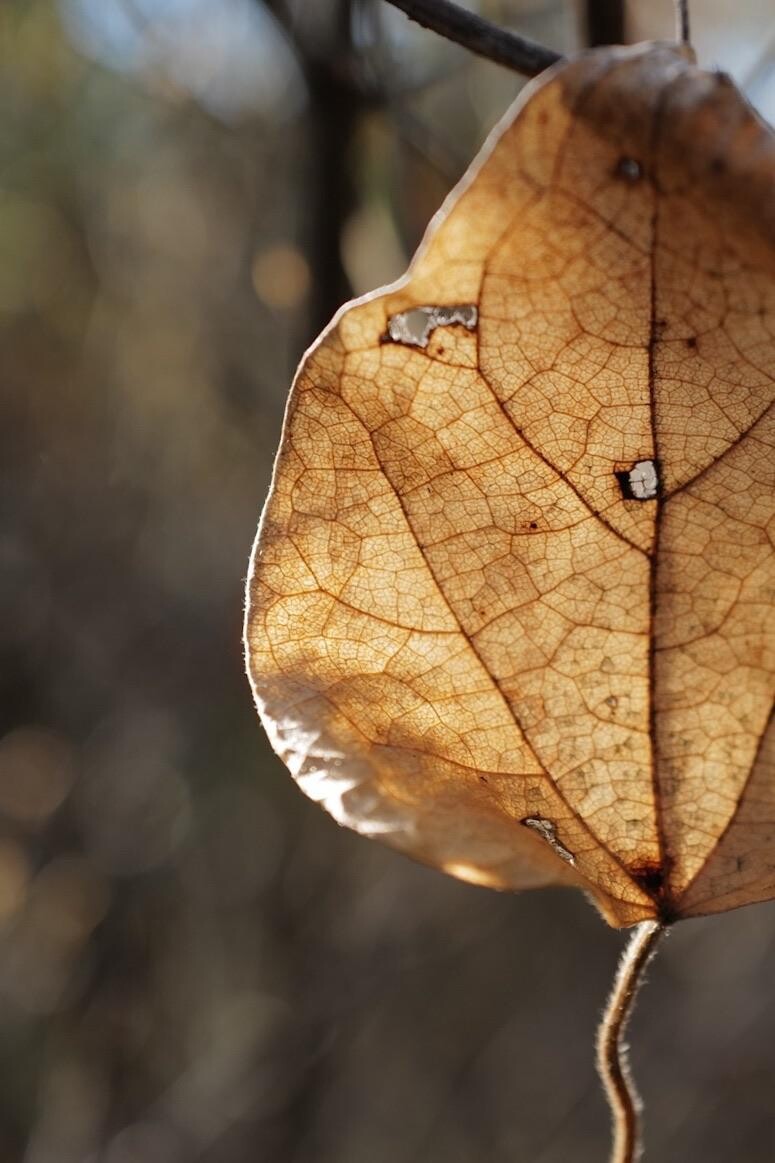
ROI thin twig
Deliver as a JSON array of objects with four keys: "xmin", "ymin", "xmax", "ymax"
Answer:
[
  {"xmin": 382, "ymin": 0, "xmax": 563, "ymax": 77},
  {"xmin": 675, "ymin": 0, "xmax": 690, "ymax": 45},
  {"xmin": 597, "ymin": 921, "xmax": 665, "ymax": 1163}
]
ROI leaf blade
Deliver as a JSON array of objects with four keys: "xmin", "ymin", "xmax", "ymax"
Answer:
[{"xmin": 246, "ymin": 43, "xmax": 775, "ymax": 927}]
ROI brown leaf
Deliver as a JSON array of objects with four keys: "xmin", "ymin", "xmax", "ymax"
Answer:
[{"xmin": 245, "ymin": 44, "xmax": 775, "ymax": 928}]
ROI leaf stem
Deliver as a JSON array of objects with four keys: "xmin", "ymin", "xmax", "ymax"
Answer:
[
  {"xmin": 597, "ymin": 920, "xmax": 665, "ymax": 1163},
  {"xmin": 381, "ymin": 0, "xmax": 564, "ymax": 77}
]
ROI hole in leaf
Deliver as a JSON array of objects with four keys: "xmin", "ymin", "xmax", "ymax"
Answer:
[
  {"xmin": 615, "ymin": 459, "xmax": 660, "ymax": 501},
  {"xmin": 521, "ymin": 817, "xmax": 576, "ymax": 865},
  {"xmin": 386, "ymin": 304, "xmax": 478, "ymax": 349},
  {"xmin": 614, "ymin": 156, "xmax": 642, "ymax": 182}
]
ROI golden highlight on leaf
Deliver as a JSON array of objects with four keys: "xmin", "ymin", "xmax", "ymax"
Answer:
[{"xmin": 245, "ymin": 43, "xmax": 775, "ymax": 928}]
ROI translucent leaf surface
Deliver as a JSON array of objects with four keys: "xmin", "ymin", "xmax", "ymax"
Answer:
[{"xmin": 245, "ymin": 43, "xmax": 774, "ymax": 927}]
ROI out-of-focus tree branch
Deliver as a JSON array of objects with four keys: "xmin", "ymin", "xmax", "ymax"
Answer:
[
  {"xmin": 263, "ymin": 0, "xmax": 361, "ymax": 335},
  {"xmin": 584, "ymin": 0, "xmax": 624, "ymax": 48}
]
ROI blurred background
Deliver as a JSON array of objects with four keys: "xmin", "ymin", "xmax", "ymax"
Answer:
[{"xmin": 1, "ymin": 1, "xmax": 774, "ymax": 1160}]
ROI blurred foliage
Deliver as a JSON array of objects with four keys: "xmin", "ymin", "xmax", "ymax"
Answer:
[{"xmin": 0, "ymin": 2, "xmax": 774, "ymax": 1161}]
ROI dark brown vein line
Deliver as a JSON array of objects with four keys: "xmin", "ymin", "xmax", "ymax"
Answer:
[{"xmin": 645, "ymin": 82, "xmax": 673, "ymax": 901}]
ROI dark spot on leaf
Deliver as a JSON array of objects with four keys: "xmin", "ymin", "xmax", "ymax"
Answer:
[
  {"xmin": 686, "ymin": 336, "xmax": 697, "ymax": 349},
  {"xmin": 529, "ymin": 522, "xmax": 538, "ymax": 530},
  {"xmin": 614, "ymin": 156, "xmax": 642, "ymax": 182},
  {"xmin": 630, "ymin": 860, "xmax": 677, "ymax": 921},
  {"xmin": 631, "ymin": 863, "xmax": 664, "ymax": 894}
]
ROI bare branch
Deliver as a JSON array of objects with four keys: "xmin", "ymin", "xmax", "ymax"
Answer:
[
  {"xmin": 382, "ymin": 0, "xmax": 563, "ymax": 77},
  {"xmin": 597, "ymin": 921, "xmax": 666, "ymax": 1163}
]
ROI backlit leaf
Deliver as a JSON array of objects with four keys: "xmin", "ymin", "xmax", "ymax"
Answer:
[{"xmin": 245, "ymin": 43, "xmax": 774, "ymax": 928}]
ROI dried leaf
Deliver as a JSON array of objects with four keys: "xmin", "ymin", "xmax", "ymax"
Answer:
[{"xmin": 245, "ymin": 44, "xmax": 774, "ymax": 928}]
